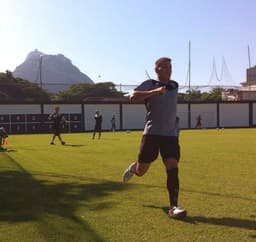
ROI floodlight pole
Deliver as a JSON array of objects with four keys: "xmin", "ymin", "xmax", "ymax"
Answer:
[
  {"xmin": 145, "ymin": 70, "xmax": 151, "ymax": 79},
  {"xmin": 248, "ymin": 45, "xmax": 251, "ymax": 68},
  {"xmin": 248, "ymin": 45, "xmax": 251, "ymax": 100},
  {"xmin": 188, "ymin": 40, "xmax": 191, "ymax": 95},
  {"xmin": 39, "ymin": 55, "xmax": 43, "ymax": 88}
]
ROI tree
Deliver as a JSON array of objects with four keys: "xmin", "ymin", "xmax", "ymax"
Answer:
[
  {"xmin": 207, "ymin": 87, "xmax": 223, "ymax": 101},
  {"xmin": 0, "ymin": 72, "xmax": 51, "ymax": 102},
  {"xmin": 184, "ymin": 89, "xmax": 201, "ymax": 101},
  {"xmin": 57, "ymin": 82, "xmax": 126, "ymax": 102},
  {"xmin": 5, "ymin": 70, "xmax": 13, "ymax": 79}
]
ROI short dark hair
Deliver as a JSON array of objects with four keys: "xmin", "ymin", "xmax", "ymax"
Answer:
[{"xmin": 155, "ymin": 57, "xmax": 171, "ymax": 67}]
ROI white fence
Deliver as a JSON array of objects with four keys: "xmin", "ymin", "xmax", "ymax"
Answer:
[{"xmin": 0, "ymin": 102, "xmax": 256, "ymax": 133}]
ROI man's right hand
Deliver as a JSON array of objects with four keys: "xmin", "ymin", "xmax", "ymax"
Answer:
[
  {"xmin": 153, "ymin": 86, "xmax": 166, "ymax": 95},
  {"xmin": 130, "ymin": 86, "xmax": 166, "ymax": 103}
]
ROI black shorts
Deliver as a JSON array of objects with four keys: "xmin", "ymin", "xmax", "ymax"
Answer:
[
  {"xmin": 94, "ymin": 125, "xmax": 102, "ymax": 132},
  {"xmin": 138, "ymin": 135, "xmax": 180, "ymax": 163},
  {"xmin": 53, "ymin": 127, "xmax": 61, "ymax": 135}
]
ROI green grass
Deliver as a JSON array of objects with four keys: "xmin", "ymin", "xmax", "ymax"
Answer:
[{"xmin": 0, "ymin": 129, "xmax": 255, "ymax": 242}]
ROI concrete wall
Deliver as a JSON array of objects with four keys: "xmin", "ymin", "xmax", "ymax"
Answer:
[
  {"xmin": 219, "ymin": 103, "xmax": 249, "ymax": 127},
  {"xmin": 177, "ymin": 104, "xmax": 189, "ymax": 128},
  {"xmin": 84, "ymin": 104, "xmax": 120, "ymax": 131},
  {"xmin": 252, "ymin": 103, "xmax": 256, "ymax": 126},
  {"xmin": 44, "ymin": 104, "xmax": 82, "ymax": 114},
  {"xmin": 0, "ymin": 104, "xmax": 41, "ymax": 114},
  {"xmin": 122, "ymin": 104, "xmax": 146, "ymax": 130},
  {"xmin": 0, "ymin": 102, "xmax": 255, "ymax": 133},
  {"xmin": 191, "ymin": 104, "xmax": 217, "ymax": 128}
]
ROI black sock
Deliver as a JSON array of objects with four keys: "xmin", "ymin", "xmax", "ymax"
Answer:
[{"xmin": 167, "ymin": 167, "xmax": 179, "ymax": 207}]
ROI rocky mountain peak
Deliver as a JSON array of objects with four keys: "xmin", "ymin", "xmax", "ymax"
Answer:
[{"xmin": 13, "ymin": 49, "xmax": 94, "ymax": 93}]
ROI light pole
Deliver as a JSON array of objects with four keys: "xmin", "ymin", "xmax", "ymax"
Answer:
[{"xmin": 39, "ymin": 54, "xmax": 43, "ymax": 88}]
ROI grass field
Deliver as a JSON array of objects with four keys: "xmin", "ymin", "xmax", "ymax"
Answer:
[{"xmin": 0, "ymin": 129, "xmax": 255, "ymax": 242}]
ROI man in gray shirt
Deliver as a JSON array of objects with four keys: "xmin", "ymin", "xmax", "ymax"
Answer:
[{"xmin": 122, "ymin": 57, "xmax": 186, "ymax": 219}]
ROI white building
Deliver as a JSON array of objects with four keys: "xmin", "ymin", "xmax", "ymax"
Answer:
[{"xmin": 239, "ymin": 66, "xmax": 256, "ymax": 101}]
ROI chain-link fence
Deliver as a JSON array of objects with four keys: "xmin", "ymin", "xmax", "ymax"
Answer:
[{"xmin": 1, "ymin": 79, "xmax": 253, "ymax": 101}]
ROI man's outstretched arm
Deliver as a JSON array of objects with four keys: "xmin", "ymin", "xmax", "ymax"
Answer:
[{"xmin": 129, "ymin": 86, "xmax": 166, "ymax": 103}]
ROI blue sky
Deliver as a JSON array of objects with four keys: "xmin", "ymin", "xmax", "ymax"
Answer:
[{"xmin": 0, "ymin": 0, "xmax": 256, "ymax": 87}]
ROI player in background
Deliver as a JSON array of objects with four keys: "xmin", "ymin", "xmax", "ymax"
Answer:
[
  {"xmin": 195, "ymin": 114, "xmax": 202, "ymax": 129},
  {"xmin": 122, "ymin": 57, "xmax": 186, "ymax": 219},
  {"xmin": 0, "ymin": 127, "xmax": 8, "ymax": 151},
  {"xmin": 92, "ymin": 111, "xmax": 103, "ymax": 139},
  {"xmin": 48, "ymin": 106, "xmax": 68, "ymax": 145},
  {"xmin": 110, "ymin": 114, "xmax": 116, "ymax": 132}
]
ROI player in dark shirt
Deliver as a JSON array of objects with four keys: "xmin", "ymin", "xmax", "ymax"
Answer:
[
  {"xmin": 48, "ymin": 106, "xmax": 68, "ymax": 145},
  {"xmin": 92, "ymin": 111, "xmax": 103, "ymax": 139},
  {"xmin": 195, "ymin": 114, "xmax": 202, "ymax": 129},
  {"xmin": 0, "ymin": 127, "xmax": 8, "ymax": 151},
  {"xmin": 122, "ymin": 57, "xmax": 186, "ymax": 219},
  {"xmin": 110, "ymin": 115, "xmax": 116, "ymax": 132}
]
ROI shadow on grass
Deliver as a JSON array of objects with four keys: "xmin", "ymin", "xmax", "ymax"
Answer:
[
  {"xmin": 249, "ymin": 234, "xmax": 256, "ymax": 239},
  {"xmin": 28, "ymin": 170, "xmax": 113, "ymax": 182},
  {"xmin": 6, "ymin": 149, "xmax": 17, "ymax": 152},
  {"xmin": 182, "ymin": 216, "xmax": 256, "ymax": 230},
  {"xmin": 141, "ymin": 183, "xmax": 256, "ymax": 203},
  {"xmin": 100, "ymin": 138, "xmax": 120, "ymax": 140},
  {"xmin": 144, "ymin": 205, "xmax": 256, "ymax": 230},
  {"xmin": 63, "ymin": 144, "xmax": 85, "ymax": 147},
  {"xmin": 182, "ymin": 188, "xmax": 256, "ymax": 202},
  {"xmin": 0, "ymin": 154, "xmax": 133, "ymax": 242}
]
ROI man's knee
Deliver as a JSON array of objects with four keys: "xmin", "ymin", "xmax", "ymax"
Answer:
[{"xmin": 164, "ymin": 158, "xmax": 178, "ymax": 170}]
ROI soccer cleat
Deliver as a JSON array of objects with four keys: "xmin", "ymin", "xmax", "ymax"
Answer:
[
  {"xmin": 61, "ymin": 141, "xmax": 66, "ymax": 145},
  {"xmin": 50, "ymin": 142, "xmax": 54, "ymax": 145},
  {"xmin": 122, "ymin": 162, "xmax": 136, "ymax": 183},
  {"xmin": 168, "ymin": 206, "xmax": 187, "ymax": 219}
]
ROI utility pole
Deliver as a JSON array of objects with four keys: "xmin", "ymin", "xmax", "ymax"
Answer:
[
  {"xmin": 39, "ymin": 54, "xmax": 43, "ymax": 88},
  {"xmin": 248, "ymin": 45, "xmax": 251, "ymax": 100},
  {"xmin": 188, "ymin": 40, "xmax": 191, "ymax": 95},
  {"xmin": 248, "ymin": 45, "xmax": 251, "ymax": 68}
]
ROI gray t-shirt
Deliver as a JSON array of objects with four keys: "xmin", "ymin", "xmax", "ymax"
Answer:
[{"xmin": 135, "ymin": 79, "xmax": 178, "ymax": 136}]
